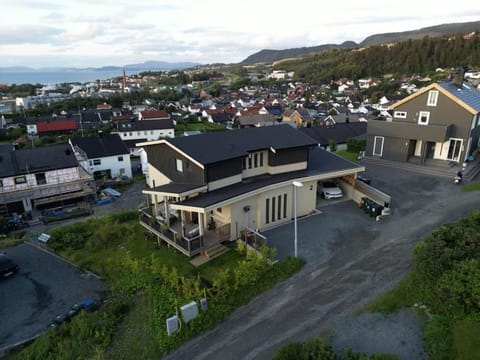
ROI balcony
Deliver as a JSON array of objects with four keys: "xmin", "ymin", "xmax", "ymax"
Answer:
[{"xmin": 138, "ymin": 207, "xmax": 231, "ymax": 257}]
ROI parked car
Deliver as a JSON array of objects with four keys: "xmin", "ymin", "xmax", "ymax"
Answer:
[
  {"xmin": 0, "ymin": 253, "xmax": 19, "ymax": 279},
  {"xmin": 318, "ymin": 181, "xmax": 343, "ymax": 199}
]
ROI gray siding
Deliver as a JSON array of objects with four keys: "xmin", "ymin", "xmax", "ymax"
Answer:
[
  {"xmin": 206, "ymin": 158, "xmax": 243, "ymax": 182},
  {"xmin": 269, "ymin": 148, "xmax": 308, "ymax": 166},
  {"xmin": 395, "ymin": 89, "xmax": 472, "ymax": 140},
  {"xmin": 366, "ymin": 135, "xmax": 408, "ymax": 161},
  {"xmin": 145, "ymin": 143, "xmax": 205, "ymax": 184}
]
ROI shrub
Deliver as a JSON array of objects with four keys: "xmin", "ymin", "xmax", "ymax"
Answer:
[
  {"xmin": 423, "ymin": 315, "xmax": 456, "ymax": 360},
  {"xmin": 346, "ymin": 138, "xmax": 366, "ymax": 153}
]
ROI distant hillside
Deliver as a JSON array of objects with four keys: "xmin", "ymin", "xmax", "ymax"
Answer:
[
  {"xmin": 360, "ymin": 20, "xmax": 480, "ymax": 46},
  {"xmin": 241, "ymin": 20, "xmax": 480, "ymax": 65},
  {"xmin": 241, "ymin": 41, "xmax": 357, "ymax": 65}
]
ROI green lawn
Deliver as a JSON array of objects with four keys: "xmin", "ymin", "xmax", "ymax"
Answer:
[
  {"xmin": 453, "ymin": 320, "xmax": 480, "ymax": 360},
  {"xmin": 335, "ymin": 150, "xmax": 359, "ymax": 162},
  {"xmin": 361, "ymin": 274, "xmax": 417, "ymax": 314},
  {"xmin": 461, "ymin": 181, "xmax": 480, "ymax": 192}
]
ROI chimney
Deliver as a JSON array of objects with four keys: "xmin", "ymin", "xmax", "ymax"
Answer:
[{"xmin": 451, "ymin": 68, "xmax": 465, "ymax": 88}]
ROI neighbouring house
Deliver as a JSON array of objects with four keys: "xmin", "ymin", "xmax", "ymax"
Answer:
[
  {"xmin": 282, "ymin": 108, "xmax": 315, "ymax": 127},
  {"xmin": 301, "ymin": 122, "xmax": 367, "ymax": 151},
  {"xmin": 137, "ymin": 125, "xmax": 367, "ymax": 257},
  {"xmin": 237, "ymin": 114, "xmax": 277, "ymax": 128},
  {"xmin": 139, "ymin": 109, "xmax": 170, "ymax": 121},
  {"xmin": 115, "ymin": 118, "xmax": 175, "ymax": 156},
  {"xmin": 366, "ymin": 69, "xmax": 480, "ymax": 169},
  {"xmin": 0, "ymin": 143, "xmax": 95, "ymax": 216},
  {"xmin": 34, "ymin": 119, "xmax": 78, "ymax": 136},
  {"xmin": 70, "ymin": 133, "xmax": 132, "ymax": 182},
  {"xmin": 115, "ymin": 118, "xmax": 175, "ymax": 142}
]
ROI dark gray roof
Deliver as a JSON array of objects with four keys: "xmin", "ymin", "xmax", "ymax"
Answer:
[
  {"xmin": 123, "ymin": 138, "xmax": 147, "ymax": 149},
  {"xmin": 117, "ymin": 119, "xmax": 174, "ymax": 131},
  {"xmin": 437, "ymin": 81, "xmax": 480, "ymax": 112},
  {"xmin": 167, "ymin": 124, "xmax": 317, "ymax": 165},
  {"xmin": 300, "ymin": 123, "xmax": 367, "ymax": 146},
  {"xmin": 71, "ymin": 134, "xmax": 129, "ymax": 158},
  {"xmin": 0, "ymin": 143, "xmax": 79, "ymax": 177},
  {"xmin": 175, "ymin": 147, "xmax": 361, "ymax": 208}
]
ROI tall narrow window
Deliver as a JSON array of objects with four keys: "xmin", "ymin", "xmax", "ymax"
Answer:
[
  {"xmin": 265, "ymin": 198, "xmax": 270, "ymax": 224},
  {"xmin": 243, "ymin": 157, "xmax": 247, "ymax": 170},
  {"xmin": 427, "ymin": 90, "xmax": 439, "ymax": 106},
  {"xmin": 271, "ymin": 196, "xmax": 276, "ymax": 222},
  {"xmin": 248, "ymin": 156, "xmax": 252, "ymax": 169},
  {"xmin": 254, "ymin": 153, "xmax": 258, "ymax": 167},
  {"xmin": 260, "ymin": 152, "xmax": 264, "ymax": 166},
  {"xmin": 176, "ymin": 159, "xmax": 183, "ymax": 173},
  {"xmin": 277, "ymin": 195, "xmax": 282, "ymax": 220},
  {"xmin": 35, "ymin": 173, "xmax": 46, "ymax": 185},
  {"xmin": 283, "ymin": 194, "xmax": 287, "ymax": 218}
]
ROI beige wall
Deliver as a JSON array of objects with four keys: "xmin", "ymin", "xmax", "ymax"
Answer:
[
  {"xmin": 267, "ymin": 161, "xmax": 307, "ymax": 175},
  {"xmin": 148, "ymin": 164, "xmax": 170, "ymax": 188},
  {"xmin": 209, "ymin": 174, "xmax": 242, "ymax": 191}
]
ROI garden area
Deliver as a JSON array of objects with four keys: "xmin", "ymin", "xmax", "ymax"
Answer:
[{"xmin": 6, "ymin": 210, "xmax": 304, "ymax": 359}]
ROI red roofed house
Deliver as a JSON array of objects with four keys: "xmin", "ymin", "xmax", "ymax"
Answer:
[
  {"xmin": 139, "ymin": 110, "xmax": 170, "ymax": 121},
  {"xmin": 36, "ymin": 119, "xmax": 78, "ymax": 136}
]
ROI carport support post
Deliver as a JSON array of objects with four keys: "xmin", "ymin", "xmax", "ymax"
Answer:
[{"xmin": 293, "ymin": 181, "xmax": 303, "ymax": 257}]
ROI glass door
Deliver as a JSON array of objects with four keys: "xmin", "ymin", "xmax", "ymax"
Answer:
[{"xmin": 447, "ymin": 139, "xmax": 463, "ymax": 161}]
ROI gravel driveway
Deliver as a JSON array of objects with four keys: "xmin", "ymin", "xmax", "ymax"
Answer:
[{"xmin": 164, "ymin": 164, "xmax": 479, "ymax": 360}]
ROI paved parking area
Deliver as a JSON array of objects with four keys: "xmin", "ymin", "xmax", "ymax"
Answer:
[
  {"xmin": 0, "ymin": 244, "xmax": 105, "ymax": 353},
  {"xmin": 265, "ymin": 200, "xmax": 378, "ymax": 264}
]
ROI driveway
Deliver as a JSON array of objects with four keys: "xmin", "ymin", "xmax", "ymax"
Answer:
[
  {"xmin": 164, "ymin": 164, "xmax": 480, "ymax": 360},
  {"xmin": 0, "ymin": 244, "xmax": 105, "ymax": 354}
]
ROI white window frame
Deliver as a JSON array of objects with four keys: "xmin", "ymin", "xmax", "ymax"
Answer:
[
  {"xmin": 418, "ymin": 111, "xmax": 430, "ymax": 125},
  {"xmin": 118, "ymin": 156, "xmax": 124, "ymax": 162},
  {"xmin": 394, "ymin": 111, "xmax": 407, "ymax": 119},
  {"xmin": 176, "ymin": 159, "xmax": 183, "ymax": 173},
  {"xmin": 427, "ymin": 90, "xmax": 439, "ymax": 107},
  {"xmin": 373, "ymin": 136, "xmax": 384, "ymax": 156}
]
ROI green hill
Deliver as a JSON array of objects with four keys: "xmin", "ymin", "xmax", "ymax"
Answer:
[{"xmin": 240, "ymin": 20, "xmax": 480, "ymax": 65}]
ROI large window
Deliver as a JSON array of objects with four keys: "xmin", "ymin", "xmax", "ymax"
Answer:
[
  {"xmin": 427, "ymin": 90, "xmax": 439, "ymax": 106},
  {"xmin": 418, "ymin": 111, "xmax": 430, "ymax": 125},
  {"xmin": 176, "ymin": 159, "xmax": 183, "ymax": 173}
]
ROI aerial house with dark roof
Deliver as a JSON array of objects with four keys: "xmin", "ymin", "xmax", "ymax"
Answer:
[
  {"xmin": 70, "ymin": 133, "xmax": 132, "ymax": 181},
  {"xmin": 137, "ymin": 125, "xmax": 366, "ymax": 258},
  {"xmin": 0, "ymin": 143, "xmax": 95, "ymax": 216},
  {"xmin": 365, "ymin": 69, "xmax": 480, "ymax": 173}
]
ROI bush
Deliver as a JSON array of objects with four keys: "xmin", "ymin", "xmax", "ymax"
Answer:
[
  {"xmin": 423, "ymin": 315, "xmax": 456, "ymax": 360},
  {"xmin": 346, "ymin": 138, "xmax": 366, "ymax": 153}
]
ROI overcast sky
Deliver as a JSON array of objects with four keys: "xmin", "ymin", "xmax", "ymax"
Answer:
[{"xmin": 2, "ymin": 0, "xmax": 479, "ymax": 68}]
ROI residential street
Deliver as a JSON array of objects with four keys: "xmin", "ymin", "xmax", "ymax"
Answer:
[{"xmin": 164, "ymin": 164, "xmax": 480, "ymax": 360}]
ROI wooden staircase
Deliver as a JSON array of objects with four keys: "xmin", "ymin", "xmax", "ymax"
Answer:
[{"xmin": 189, "ymin": 243, "xmax": 229, "ymax": 267}]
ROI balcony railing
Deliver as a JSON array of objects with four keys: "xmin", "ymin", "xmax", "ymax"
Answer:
[{"xmin": 139, "ymin": 210, "xmax": 202, "ymax": 257}]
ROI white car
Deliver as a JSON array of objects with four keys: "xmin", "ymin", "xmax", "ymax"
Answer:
[{"xmin": 318, "ymin": 181, "xmax": 343, "ymax": 199}]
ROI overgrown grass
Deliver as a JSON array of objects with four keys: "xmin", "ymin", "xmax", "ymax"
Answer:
[
  {"xmin": 461, "ymin": 181, "xmax": 480, "ymax": 192},
  {"xmin": 0, "ymin": 232, "xmax": 27, "ymax": 249},
  {"xmin": 361, "ymin": 274, "xmax": 417, "ymax": 314},
  {"xmin": 453, "ymin": 320, "xmax": 480, "ymax": 360},
  {"xmin": 12, "ymin": 211, "xmax": 305, "ymax": 359},
  {"xmin": 335, "ymin": 149, "xmax": 359, "ymax": 162}
]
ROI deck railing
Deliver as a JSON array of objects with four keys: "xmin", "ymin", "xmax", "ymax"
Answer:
[{"xmin": 139, "ymin": 209, "xmax": 202, "ymax": 257}]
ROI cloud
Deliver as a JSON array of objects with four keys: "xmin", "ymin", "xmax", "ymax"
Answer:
[
  {"xmin": 0, "ymin": 25, "xmax": 61, "ymax": 44},
  {"xmin": 58, "ymin": 24, "xmax": 104, "ymax": 41}
]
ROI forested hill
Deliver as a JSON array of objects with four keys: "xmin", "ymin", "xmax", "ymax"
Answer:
[
  {"xmin": 241, "ymin": 20, "xmax": 480, "ymax": 65},
  {"xmin": 240, "ymin": 41, "xmax": 356, "ymax": 66},
  {"xmin": 273, "ymin": 33, "xmax": 480, "ymax": 84}
]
